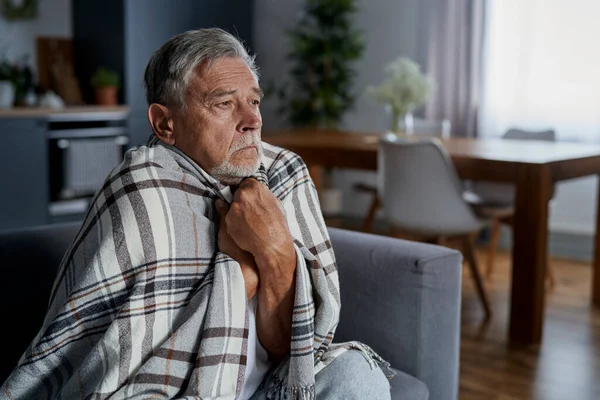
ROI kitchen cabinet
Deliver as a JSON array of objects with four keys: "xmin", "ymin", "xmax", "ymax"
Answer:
[
  {"xmin": 0, "ymin": 118, "xmax": 48, "ymax": 232},
  {"xmin": 0, "ymin": 106, "xmax": 130, "ymax": 232}
]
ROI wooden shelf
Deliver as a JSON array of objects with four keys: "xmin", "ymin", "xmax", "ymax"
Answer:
[{"xmin": 0, "ymin": 105, "xmax": 130, "ymax": 119}]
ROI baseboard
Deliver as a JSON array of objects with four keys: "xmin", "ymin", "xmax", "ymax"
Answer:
[{"xmin": 489, "ymin": 226, "xmax": 593, "ymax": 263}]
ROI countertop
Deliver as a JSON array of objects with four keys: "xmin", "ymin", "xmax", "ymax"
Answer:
[{"xmin": 0, "ymin": 105, "xmax": 131, "ymax": 120}]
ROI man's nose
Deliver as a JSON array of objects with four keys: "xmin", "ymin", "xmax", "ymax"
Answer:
[{"xmin": 238, "ymin": 105, "xmax": 262, "ymax": 132}]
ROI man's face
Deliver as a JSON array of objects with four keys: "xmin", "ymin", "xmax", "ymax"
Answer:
[{"xmin": 171, "ymin": 57, "xmax": 263, "ymax": 185}]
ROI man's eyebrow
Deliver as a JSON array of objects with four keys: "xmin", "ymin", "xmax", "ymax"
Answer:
[
  {"xmin": 252, "ymin": 87, "xmax": 265, "ymax": 99},
  {"xmin": 205, "ymin": 89, "xmax": 236, "ymax": 103},
  {"xmin": 204, "ymin": 87, "xmax": 264, "ymax": 103}
]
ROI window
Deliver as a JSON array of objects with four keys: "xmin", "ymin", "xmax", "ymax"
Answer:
[{"xmin": 479, "ymin": 0, "xmax": 600, "ymax": 142}]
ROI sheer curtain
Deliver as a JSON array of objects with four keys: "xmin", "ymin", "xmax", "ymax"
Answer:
[
  {"xmin": 422, "ymin": 0, "xmax": 485, "ymax": 138},
  {"xmin": 479, "ymin": 0, "xmax": 600, "ymax": 142}
]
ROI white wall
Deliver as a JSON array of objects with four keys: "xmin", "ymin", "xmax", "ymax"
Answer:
[
  {"xmin": 551, "ymin": 178, "xmax": 598, "ymax": 235},
  {"xmin": 0, "ymin": 0, "xmax": 72, "ymax": 72},
  {"xmin": 254, "ymin": 0, "xmax": 425, "ymax": 217},
  {"xmin": 252, "ymin": 0, "xmax": 303, "ymax": 131}
]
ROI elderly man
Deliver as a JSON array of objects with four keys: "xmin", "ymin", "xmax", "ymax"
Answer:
[{"xmin": 0, "ymin": 29, "xmax": 392, "ymax": 399}]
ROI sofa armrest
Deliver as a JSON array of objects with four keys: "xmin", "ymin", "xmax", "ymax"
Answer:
[{"xmin": 328, "ymin": 228, "xmax": 462, "ymax": 400}]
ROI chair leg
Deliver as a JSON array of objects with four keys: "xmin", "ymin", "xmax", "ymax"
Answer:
[
  {"xmin": 486, "ymin": 218, "xmax": 502, "ymax": 279},
  {"xmin": 461, "ymin": 235, "xmax": 492, "ymax": 320},
  {"xmin": 361, "ymin": 195, "xmax": 380, "ymax": 233}
]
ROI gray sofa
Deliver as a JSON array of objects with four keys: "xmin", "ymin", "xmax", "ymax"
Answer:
[{"xmin": 0, "ymin": 223, "xmax": 462, "ymax": 400}]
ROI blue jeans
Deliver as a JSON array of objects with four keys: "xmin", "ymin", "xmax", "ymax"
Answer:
[{"xmin": 250, "ymin": 350, "xmax": 392, "ymax": 400}]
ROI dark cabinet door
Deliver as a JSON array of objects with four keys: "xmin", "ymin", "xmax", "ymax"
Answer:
[
  {"xmin": 124, "ymin": 0, "xmax": 254, "ymax": 116},
  {"xmin": 0, "ymin": 118, "xmax": 48, "ymax": 232}
]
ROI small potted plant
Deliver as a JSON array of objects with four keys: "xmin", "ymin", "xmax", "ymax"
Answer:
[{"xmin": 90, "ymin": 67, "xmax": 120, "ymax": 106}]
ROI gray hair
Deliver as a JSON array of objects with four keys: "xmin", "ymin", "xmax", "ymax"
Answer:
[{"xmin": 144, "ymin": 28, "xmax": 258, "ymax": 108}]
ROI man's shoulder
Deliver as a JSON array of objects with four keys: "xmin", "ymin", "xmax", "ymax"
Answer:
[
  {"xmin": 260, "ymin": 141, "xmax": 306, "ymax": 173},
  {"xmin": 120, "ymin": 143, "xmax": 183, "ymax": 173},
  {"xmin": 106, "ymin": 143, "xmax": 198, "ymax": 191},
  {"xmin": 260, "ymin": 141, "xmax": 314, "ymax": 198}
]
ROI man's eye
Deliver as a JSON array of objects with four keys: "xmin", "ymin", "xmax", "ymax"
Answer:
[
  {"xmin": 218, "ymin": 100, "xmax": 232, "ymax": 107},
  {"xmin": 250, "ymin": 99, "xmax": 260, "ymax": 106}
]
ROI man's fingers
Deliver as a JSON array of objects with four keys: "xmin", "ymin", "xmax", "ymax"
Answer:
[
  {"xmin": 215, "ymin": 199, "xmax": 229, "ymax": 220},
  {"xmin": 239, "ymin": 177, "xmax": 259, "ymax": 188},
  {"xmin": 235, "ymin": 178, "xmax": 267, "ymax": 203}
]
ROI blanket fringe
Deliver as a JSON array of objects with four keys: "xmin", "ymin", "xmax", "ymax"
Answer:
[
  {"xmin": 348, "ymin": 341, "xmax": 397, "ymax": 380},
  {"xmin": 290, "ymin": 385, "xmax": 316, "ymax": 400},
  {"xmin": 265, "ymin": 382, "xmax": 315, "ymax": 400},
  {"xmin": 259, "ymin": 361, "xmax": 315, "ymax": 400}
]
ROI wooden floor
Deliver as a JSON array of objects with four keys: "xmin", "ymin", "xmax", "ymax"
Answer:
[{"xmin": 459, "ymin": 248, "xmax": 600, "ymax": 400}]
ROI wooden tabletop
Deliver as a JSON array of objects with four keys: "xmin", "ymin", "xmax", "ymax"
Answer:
[
  {"xmin": 263, "ymin": 129, "xmax": 600, "ymax": 183},
  {"xmin": 263, "ymin": 129, "xmax": 600, "ymax": 164}
]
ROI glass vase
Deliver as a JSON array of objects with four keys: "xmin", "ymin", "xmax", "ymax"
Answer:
[{"xmin": 389, "ymin": 109, "xmax": 414, "ymax": 136}]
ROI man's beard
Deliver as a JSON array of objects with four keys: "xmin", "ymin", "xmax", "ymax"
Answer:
[{"xmin": 209, "ymin": 133, "xmax": 263, "ymax": 185}]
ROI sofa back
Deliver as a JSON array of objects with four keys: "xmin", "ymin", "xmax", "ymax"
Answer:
[{"xmin": 0, "ymin": 222, "xmax": 81, "ymax": 383}]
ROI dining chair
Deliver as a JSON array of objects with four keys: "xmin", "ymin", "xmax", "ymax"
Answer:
[
  {"xmin": 355, "ymin": 118, "xmax": 451, "ymax": 231},
  {"xmin": 464, "ymin": 128, "xmax": 557, "ymax": 285},
  {"xmin": 378, "ymin": 135, "xmax": 491, "ymax": 319}
]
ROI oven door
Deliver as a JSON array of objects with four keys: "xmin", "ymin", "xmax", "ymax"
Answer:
[{"xmin": 48, "ymin": 127, "xmax": 128, "ymax": 220}]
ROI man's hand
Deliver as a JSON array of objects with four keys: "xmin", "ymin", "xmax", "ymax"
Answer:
[
  {"xmin": 225, "ymin": 178, "xmax": 297, "ymax": 361},
  {"xmin": 225, "ymin": 178, "xmax": 296, "ymax": 273},
  {"xmin": 215, "ymin": 199, "xmax": 259, "ymax": 299}
]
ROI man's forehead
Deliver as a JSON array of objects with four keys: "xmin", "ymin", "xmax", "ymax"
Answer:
[{"xmin": 193, "ymin": 58, "xmax": 257, "ymax": 83}]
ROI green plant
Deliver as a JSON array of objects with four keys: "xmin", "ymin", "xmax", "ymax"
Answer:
[
  {"xmin": 279, "ymin": 0, "xmax": 364, "ymax": 128},
  {"xmin": 0, "ymin": 56, "xmax": 35, "ymax": 106},
  {"xmin": 1, "ymin": 0, "xmax": 37, "ymax": 20},
  {"xmin": 90, "ymin": 67, "xmax": 120, "ymax": 89}
]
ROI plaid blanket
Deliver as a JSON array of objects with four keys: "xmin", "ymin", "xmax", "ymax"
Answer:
[{"xmin": 1, "ymin": 138, "xmax": 390, "ymax": 400}]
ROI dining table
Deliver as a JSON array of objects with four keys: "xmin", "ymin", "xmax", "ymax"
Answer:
[{"xmin": 262, "ymin": 128, "xmax": 600, "ymax": 346}]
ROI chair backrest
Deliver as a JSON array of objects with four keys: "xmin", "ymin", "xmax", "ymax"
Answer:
[
  {"xmin": 378, "ymin": 135, "xmax": 481, "ymax": 236},
  {"xmin": 411, "ymin": 117, "xmax": 452, "ymax": 138},
  {"xmin": 503, "ymin": 128, "xmax": 556, "ymax": 141}
]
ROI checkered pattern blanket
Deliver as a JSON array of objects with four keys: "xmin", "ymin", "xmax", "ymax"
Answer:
[{"xmin": 1, "ymin": 138, "xmax": 389, "ymax": 400}]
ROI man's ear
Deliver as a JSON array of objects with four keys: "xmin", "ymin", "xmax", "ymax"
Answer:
[{"xmin": 148, "ymin": 103, "xmax": 176, "ymax": 145}]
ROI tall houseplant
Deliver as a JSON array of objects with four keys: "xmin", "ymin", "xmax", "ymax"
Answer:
[
  {"xmin": 279, "ymin": 0, "xmax": 364, "ymax": 217},
  {"xmin": 280, "ymin": 0, "xmax": 364, "ymax": 129}
]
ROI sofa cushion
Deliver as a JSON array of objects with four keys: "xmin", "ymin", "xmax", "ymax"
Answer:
[{"xmin": 390, "ymin": 368, "xmax": 429, "ymax": 400}]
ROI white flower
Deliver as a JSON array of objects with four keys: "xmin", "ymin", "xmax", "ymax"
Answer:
[{"xmin": 366, "ymin": 57, "xmax": 434, "ymax": 116}]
